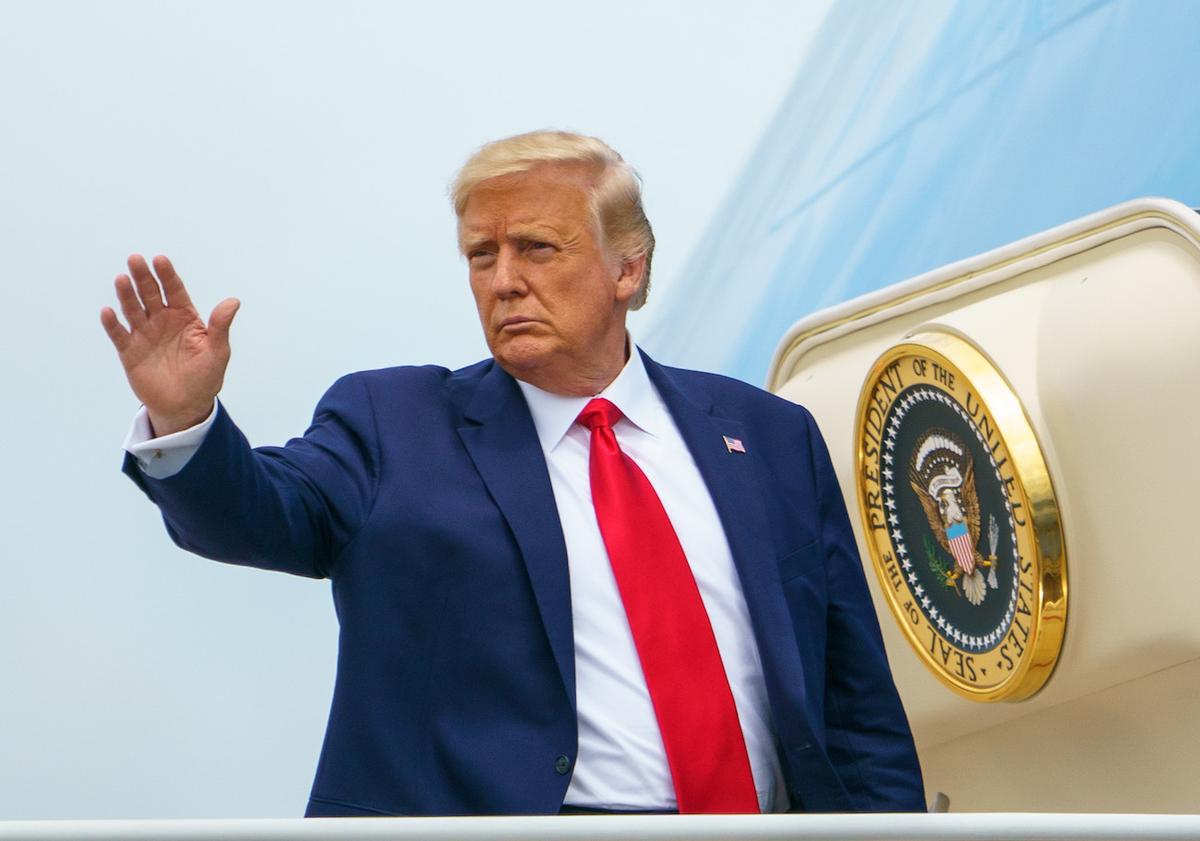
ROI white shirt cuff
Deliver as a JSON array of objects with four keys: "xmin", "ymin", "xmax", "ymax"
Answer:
[{"xmin": 124, "ymin": 400, "xmax": 219, "ymax": 479}]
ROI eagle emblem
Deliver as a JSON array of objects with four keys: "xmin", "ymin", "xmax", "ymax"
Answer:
[
  {"xmin": 909, "ymin": 429, "xmax": 998, "ymax": 605},
  {"xmin": 856, "ymin": 336, "xmax": 1068, "ymax": 700}
]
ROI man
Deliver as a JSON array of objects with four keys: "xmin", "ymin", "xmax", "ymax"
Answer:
[{"xmin": 102, "ymin": 131, "xmax": 924, "ymax": 816}]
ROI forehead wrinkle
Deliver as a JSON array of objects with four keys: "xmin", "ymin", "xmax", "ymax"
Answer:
[
  {"xmin": 507, "ymin": 221, "xmax": 567, "ymax": 239},
  {"xmin": 458, "ymin": 165, "xmax": 601, "ymax": 252}
]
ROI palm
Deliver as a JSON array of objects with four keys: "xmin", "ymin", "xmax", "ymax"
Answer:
[
  {"xmin": 101, "ymin": 254, "xmax": 240, "ymax": 435},
  {"xmin": 120, "ymin": 301, "xmax": 224, "ymax": 407}
]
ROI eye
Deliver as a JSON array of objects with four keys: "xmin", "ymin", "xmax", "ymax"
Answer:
[{"xmin": 526, "ymin": 241, "xmax": 555, "ymax": 254}]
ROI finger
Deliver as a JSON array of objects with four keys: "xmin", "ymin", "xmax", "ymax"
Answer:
[
  {"xmin": 151, "ymin": 254, "xmax": 194, "ymax": 311},
  {"xmin": 99, "ymin": 306, "xmax": 131, "ymax": 352},
  {"xmin": 207, "ymin": 297, "xmax": 240, "ymax": 349},
  {"xmin": 114, "ymin": 273, "xmax": 148, "ymax": 327},
  {"xmin": 126, "ymin": 253, "xmax": 165, "ymax": 315}
]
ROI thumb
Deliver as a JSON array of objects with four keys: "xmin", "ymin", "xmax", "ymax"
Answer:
[{"xmin": 208, "ymin": 297, "xmax": 241, "ymax": 349}]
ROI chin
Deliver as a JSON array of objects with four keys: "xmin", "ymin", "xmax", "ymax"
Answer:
[{"xmin": 491, "ymin": 337, "xmax": 555, "ymax": 376}]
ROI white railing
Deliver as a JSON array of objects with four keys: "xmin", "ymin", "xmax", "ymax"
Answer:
[{"xmin": 2, "ymin": 814, "xmax": 1199, "ymax": 841}]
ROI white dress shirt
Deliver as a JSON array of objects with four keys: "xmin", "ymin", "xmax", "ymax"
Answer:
[
  {"xmin": 124, "ymin": 347, "xmax": 788, "ymax": 812},
  {"xmin": 125, "ymin": 399, "xmax": 219, "ymax": 477}
]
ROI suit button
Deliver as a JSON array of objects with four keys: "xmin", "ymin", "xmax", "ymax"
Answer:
[{"xmin": 555, "ymin": 754, "xmax": 572, "ymax": 775}]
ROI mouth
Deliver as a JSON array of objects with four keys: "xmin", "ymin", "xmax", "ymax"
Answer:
[{"xmin": 498, "ymin": 316, "xmax": 538, "ymax": 331}]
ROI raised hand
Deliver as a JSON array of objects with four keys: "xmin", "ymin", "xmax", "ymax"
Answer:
[{"xmin": 100, "ymin": 254, "xmax": 240, "ymax": 436}]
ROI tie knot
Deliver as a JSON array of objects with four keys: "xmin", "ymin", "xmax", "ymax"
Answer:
[{"xmin": 576, "ymin": 397, "xmax": 624, "ymax": 431}]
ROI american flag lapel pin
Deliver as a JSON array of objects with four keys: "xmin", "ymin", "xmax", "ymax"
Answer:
[{"xmin": 723, "ymin": 435, "xmax": 746, "ymax": 454}]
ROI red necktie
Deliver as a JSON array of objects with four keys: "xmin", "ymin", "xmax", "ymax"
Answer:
[{"xmin": 577, "ymin": 397, "xmax": 759, "ymax": 814}]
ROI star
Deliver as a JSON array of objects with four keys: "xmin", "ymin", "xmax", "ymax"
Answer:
[
  {"xmin": 936, "ymin": 616, "xmax": 946, "ymax": 629},
  {"xmin": 901, "ymin": 558, "xmax": 912, "ymax": 571},
  {"xmin": 884, "ymin": 483, "xmax": 894, "ymax": 495},
  {"xmin": 885, "ymin": 498, "xmax": 896, "ymax": 511},
  {"xmin": 883, "ymin": 468, "xmax": 893, "ymax": 480},
  {"xmin": 896, "ymin": 544, "xmax": 908, "ymax": 557},
  {"xmin": 885, "ymin": 438, "xmax": 896, "ymax": 451},
  {"xmin": 920, "ymin": 596, "xmax": 930, "ymax": 609},
  {"xmin": 907, "ymin": 573, "xmax": 918, "ymax": 584},
  {"xmin": 913, "ymin": 584, "xmax": 924, "ymax": 596},
  {"xmin": 883, "ymin": 453, "xmax": 894, "ymax": 465},
  {"xmin": 891, "ymin": 529, "xmax": 903, "ymax": 543},
  {"xmin": 888, "ymin": 513, "xmax": 899, "ymax": 526}
]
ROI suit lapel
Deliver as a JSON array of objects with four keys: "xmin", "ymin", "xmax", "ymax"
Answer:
[
  {"xmin": 454, "ymin": 362, "xmax": 576, "ymax": 709},
  {"xmin": 642, "ymin": 352, "xmax": 813, "ymax": 748}
]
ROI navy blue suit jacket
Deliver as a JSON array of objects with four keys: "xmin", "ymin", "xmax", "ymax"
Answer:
[{"xmin": 124, "ymin": 351, "xmax": 924, "ymax": 816}]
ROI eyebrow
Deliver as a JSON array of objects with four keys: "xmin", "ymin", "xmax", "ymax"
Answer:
[
  {"xmin": 459, "ymin": 234, "xmax": 490, "ymax": 254},
  {"xmin": 459, "ymin": 224, "xmax": 565, "ymax": 254}
]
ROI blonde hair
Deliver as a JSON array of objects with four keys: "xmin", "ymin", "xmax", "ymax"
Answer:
[{"xmin": 451, "ymin": 130, "xmax": 656, "ymax": 310}]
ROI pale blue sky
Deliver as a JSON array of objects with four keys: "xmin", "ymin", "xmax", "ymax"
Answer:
[{"xmin": 0, "ymin": 0, "xmax": 829, "ymax": 818}]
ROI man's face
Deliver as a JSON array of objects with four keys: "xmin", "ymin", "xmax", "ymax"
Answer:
[{"xmin": 459, "ymin": 163, "xmax": 641, "ymax": 393}]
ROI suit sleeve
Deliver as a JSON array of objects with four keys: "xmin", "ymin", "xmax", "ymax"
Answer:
[
  {"xmin": 803, "ymin": 408, "xmax": 927, "ymax": 812},
  {"xmin": 122, "ymin": 373, "xmax": 380, "ymax": 579}
]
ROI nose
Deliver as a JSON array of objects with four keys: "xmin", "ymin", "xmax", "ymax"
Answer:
[{"xmin": 491, "ymin": 248, "xmax": 527, "ymax": 298}]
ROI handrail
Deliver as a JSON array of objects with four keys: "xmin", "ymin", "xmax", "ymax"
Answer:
[
  {"xmin": 2, "ymin": 813, "xmax": 1200, "ymax": 841},
  {"xmin": 765, "ymin": 196, "xmax": 1200, "ymax": 391}
]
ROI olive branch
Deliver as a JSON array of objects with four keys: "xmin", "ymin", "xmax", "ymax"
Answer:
[{"xmin": 924, "ymin": 533, "xmax": 951, "ymax": 580}]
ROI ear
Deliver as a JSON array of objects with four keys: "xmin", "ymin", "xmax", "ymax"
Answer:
[{"xmin": 613, "ymin": 253, "xmax": 647, "ymax": 304}]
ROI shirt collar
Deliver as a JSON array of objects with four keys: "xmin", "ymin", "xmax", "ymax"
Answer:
[{"xmin": 517, "ymin": 341, "xmax": 664, "ymax": 453}]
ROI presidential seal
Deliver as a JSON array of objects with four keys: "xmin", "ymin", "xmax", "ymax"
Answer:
[{"xmin": 854, "ymin": 331, "xmax": 1067, "ymax": 702}]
